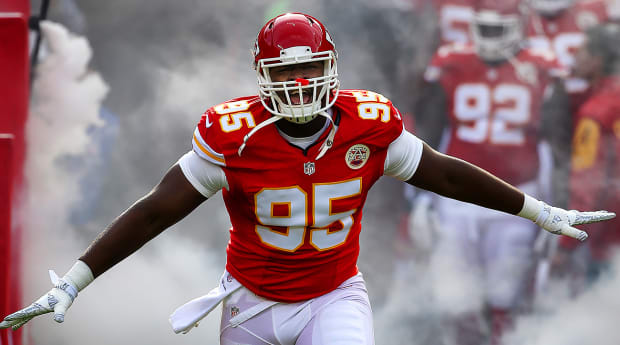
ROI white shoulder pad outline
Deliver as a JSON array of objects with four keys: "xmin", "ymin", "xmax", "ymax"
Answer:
[{"xmin": 192, "ymin": 127, "xmax": 226, "ymax": 167}]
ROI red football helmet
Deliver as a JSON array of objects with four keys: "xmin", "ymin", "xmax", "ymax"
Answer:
[
  {"xmin": 253, "ymin": 13, "xmax": 339, "ymax": 123},
  {"xmin": 471, "ymin": 0, "xmax": 527, "ymax": 61}
]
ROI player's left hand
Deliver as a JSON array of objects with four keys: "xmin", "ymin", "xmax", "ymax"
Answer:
[{"xmin": 535, "ymin": 203, "xmax": 615, "ymax": 241}]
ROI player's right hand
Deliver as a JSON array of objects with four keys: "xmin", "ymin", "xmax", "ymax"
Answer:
[{"xmin": 0, "ymin": 270, "xmax": 78, "ymax": 330}]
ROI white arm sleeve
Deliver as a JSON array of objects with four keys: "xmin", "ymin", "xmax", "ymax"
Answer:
[
  {"xmin": 177, "ymin": 151, "xmax": 228, "ymax": 198},
  {"xmin": 384, "ymin": 130, "xmax": 424, "ymax": 181}
]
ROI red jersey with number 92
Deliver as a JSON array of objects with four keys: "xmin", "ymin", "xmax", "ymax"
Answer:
[
  {"xmin": 191, "ymin": 90, "xmax": 403, "ymax": 302},
  {"xmin": 427, "ymin": 44, "xmax": 562, "ymax": 185}
]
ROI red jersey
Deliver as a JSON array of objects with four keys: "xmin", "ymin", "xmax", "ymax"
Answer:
[
  {"xmin": 432, "ymin": 0, "xmax": 476, "ymax": 45},
  {"xmin": 527, "ymin": 0, "xmax": 609, "ymax": 67},
  {"xmin": 527, "ymin": 0, "xmax": 609, "ymax": 103},
  {"xmin": 561, "ymin": 77, "xmax": 620, "ymax": 259},
  {"xmin": 192, "ymin": 90, "xmax": 403, "ymax": 302},
  {"xmin": 425, "ymin": 44, "xmax": 563, "ymax": 185}
]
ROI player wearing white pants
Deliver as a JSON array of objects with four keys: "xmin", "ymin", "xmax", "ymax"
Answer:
[
  {"xmin": 220, "ymin": 273, "xmax": 373, "ymax": 345},
  {"xmin": 431, "ymin": 181, "xmax": 541, "ymax": 345},
  {"xmin": 0, "ymin": 12, "xmax": 613, "ymax": 345}
]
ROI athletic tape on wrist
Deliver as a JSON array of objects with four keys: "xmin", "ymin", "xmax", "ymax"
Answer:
[
  {"xmin": 64, "ymin": 260, "xmax": 94, "ymax": 292},
  {"xmin": 517, "ymin": 194, "xmax": 543, "ymax": 222},
  {"xmin": 56, "ymin": 279, "xmax": 79, "ymax": 301},
  {"xmin": 47, "ymin": 260, "xmax": 95, "ymax": 300},
  {"xmin": 49, "ymin": 270, "xmax": 78, "ymax": 301}
]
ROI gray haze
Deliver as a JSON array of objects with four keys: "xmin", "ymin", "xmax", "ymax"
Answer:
[{"xmin": 20, "ymin": 1, "xmax": 620, "ymax": 344}]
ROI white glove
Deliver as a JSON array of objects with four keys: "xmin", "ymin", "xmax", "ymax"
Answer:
[
  {"xmin": 408, "ymin": 192, "xmax": 441, "ymax": 252},
  {"xmin": 0, "ymin": 261, "xmax": 93, "ymax": 330},
  {"xmin": 518, "ymin": 194, "xmax": 616, "ymax": 241}
]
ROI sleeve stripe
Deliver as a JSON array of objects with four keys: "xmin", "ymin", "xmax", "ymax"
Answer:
[{"xmin": 192, "ymin": 129, "xmax": 225, "ymax": 166}]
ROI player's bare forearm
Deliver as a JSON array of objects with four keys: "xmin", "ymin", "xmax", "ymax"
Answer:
[
  {"xmin": 79, "ymin": 164, "xmax": 207, "ymax": 277},
  {"xmin": 407, "ymin": 143, "xmax": 524, "ymax": 215}
]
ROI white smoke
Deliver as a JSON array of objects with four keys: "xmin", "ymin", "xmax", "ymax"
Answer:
[
  {"xmin": 505, "ymin": 252, "xmax": 620, "ymax": 345},
  {"xmin": 22, "ymin": 21, "xmax": 222, "ymax": 344},
  {"xmin": 373, "ymin": 245, "xmax": 620, "ymax": 345},
  {"xmin": 26, "ymin": 21, "xmax": 107, "ymax": 209},
  {"xmin": 18, "ymin": 3, "xmax": 620, "ymax": 345}
]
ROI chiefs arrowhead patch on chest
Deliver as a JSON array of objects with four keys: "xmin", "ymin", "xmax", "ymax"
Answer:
[{"xmin": 345, "ymin": 144, "xmax": 370, "ymax": 170}]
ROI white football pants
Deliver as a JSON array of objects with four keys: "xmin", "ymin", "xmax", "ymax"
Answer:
[
  {"xmin": 220, "ymin": 273, "xmax": 374, "ymax": 345},
  {"xmin": 431, "ymin": 181, "xmax": 541, "ymax": 310}
]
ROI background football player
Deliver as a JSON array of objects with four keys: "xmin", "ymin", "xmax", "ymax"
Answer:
[
  {"xmin": 552, "ymin": 22, "xmax": 620, "ymax": 290},
  {"xmin": 413, "ymin": 0, "xmax": 574, "ymax": 344},
  {"xmin": 527, "ymin": 0, "xmax": 613, "ymax": 107},
  {"xmin": 524, "ymin": 0, "xmax": 618, "ymax": 294},
  {"xmin": 1, "ymin": 11, "xmax": 613, "ymax": 345}
]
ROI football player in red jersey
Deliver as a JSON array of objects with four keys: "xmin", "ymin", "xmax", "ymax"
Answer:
[
  {"xmin": 431, "ymin": 0, "xmax": 477, "ymax": 46},
  {"xmin": 553, "ymin": 23, "xmax": 620, "ymax": 286},
  {"xmin": 1, "ymin": 12, "xmax": 614, "ymax": 344},
  {"xmin": 527, "ymin": 0, "xmax": 611, "ymax": 104},
  {"xmin": 415, "ymin": 1, "xmax": 577, "ymax": 344}
]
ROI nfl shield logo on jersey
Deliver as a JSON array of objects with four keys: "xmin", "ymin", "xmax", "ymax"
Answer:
[
  {"xmin": 231, "ymin": 306, "xmax": 240, "ymax": 317},
  {"xmin": 304, "ymin": 162, "xmax": 315, "ymax": 175}
]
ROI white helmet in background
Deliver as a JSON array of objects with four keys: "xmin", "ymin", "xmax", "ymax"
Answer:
[
  {"xmin": 529, "ymin": 0, "xmax": 575, "ymax": 16},
  {"xmin": 471, "ymin": 0, "xmax": 527, "ymax": 62}
]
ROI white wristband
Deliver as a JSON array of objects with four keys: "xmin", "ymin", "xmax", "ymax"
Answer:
[
  {"xmin": 517, "ymin": 194, "xmax": 544, "ymax": 223},
  {"xmin": 63, "ymin": 260, "xmax": 94, "ymax": 292}
]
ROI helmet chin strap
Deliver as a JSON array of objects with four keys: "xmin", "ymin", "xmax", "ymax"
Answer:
[
  {"xmin": 237, "ymin": 115, "xmax": 283, "ymax": 156},
  {"xmin": 314, "ymin": 111, "xmax": 338, "ymax": 160},
  {"xmin": 237, "ymin": 110, "xmax": 338, "ymax": 160}
]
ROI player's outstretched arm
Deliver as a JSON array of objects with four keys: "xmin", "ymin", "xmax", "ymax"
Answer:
[
  {"xmin": 407, "ymin": 143, "xmax": 615, "ymax": 240},
  {"xmin": 0, "ymin": 164, "xmax": 207, "ymax": 330},
  {"xmin": 79, "ymin": 164, "xmax": 207, "ymax": 277}
]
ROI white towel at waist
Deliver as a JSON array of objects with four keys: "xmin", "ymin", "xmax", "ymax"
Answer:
[{"xmin": 169, "ymin": 270, "xmax": 242, "ymax": 334}]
